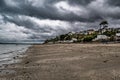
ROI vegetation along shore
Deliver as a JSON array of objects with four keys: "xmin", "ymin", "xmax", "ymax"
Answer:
[{"xmin": 45, "ymin": 21, "xmax": 120, "ymax": 44}]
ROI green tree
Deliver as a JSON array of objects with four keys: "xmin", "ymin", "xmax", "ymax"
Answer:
[
  {"xmin": 100, "ymin": 20, "xmax": 108, "ymax": 26},
  {"xmin": 103, "ymin": 31, "xmax": 116, "ymax": 37},
  {"xmin": 99, "ymin": 20, "xmax": 108, "ymax": 34},
  {"xmin": 60, "ymin": 34, "xmax": 66, "ymax": 40}
]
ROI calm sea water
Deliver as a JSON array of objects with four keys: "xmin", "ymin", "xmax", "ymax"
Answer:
[{"xmin": 0, "ymin": 44, "xmax": 31, "ymax": 66}]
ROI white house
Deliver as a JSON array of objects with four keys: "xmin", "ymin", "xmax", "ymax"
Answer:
[
  {"xmin": 68, "ymin": 32, "xmax": 76, "ymax": 35},
  {"xmin": 93, "ymin": 35, "xmax": 110, "ymax": 41},
  {"xmin": 71, "ymin": 38, "xmax": 77, "ymax": 42},
  {"xmin": 116, "ymin": 33, "xmax": 120, "ymax": 41},
  {"xmin": 87, "ymin": 29, "xmax": 95, "ymax": 35}
]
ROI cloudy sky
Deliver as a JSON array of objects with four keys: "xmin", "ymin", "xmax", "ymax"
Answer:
[{"xmin": 0, "ymin": 0, "xmax": 120, "ymax": 43}]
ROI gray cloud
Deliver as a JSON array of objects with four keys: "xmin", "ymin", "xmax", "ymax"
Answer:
[
  {"xmin": 0, "ymin": 0, "xmax": 100, "ymax": 22},
  {"xmin": 0, "ymin": 0, "xmax": 120, "ymax": 42},
  {"xmin": 107, "ymin": 0, "xmax": 120, "ymax": 6},
  {"xmin": 68, "ymin": 0, "xmax": 95, "ymax": 5}
]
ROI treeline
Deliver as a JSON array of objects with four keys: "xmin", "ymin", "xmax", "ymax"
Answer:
[
  {"xmin": 45, "ymin": 28, "xmax": 120, "ymax": 43},
  {"xmin": 44, "ymin": 21, "xmax": 120, "ymax": 44},
  {"xmin": 44, "ymin": 32, "xmax": 97, "ymax": 43}
]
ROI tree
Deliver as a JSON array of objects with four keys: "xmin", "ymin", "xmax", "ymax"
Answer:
[
  {"xmin": 60, "ymin": 35, "xmax": 66, "ymax": 40},
  {"xmin": 83, "ymin": 36, "xmax": 93, "ymax": 42},
  {"xmin": 103, "ymin": 31, "xmax": 116, "ymax": 37},
  {"xmin": 100, "ymin": 20, "xmax": 108, "ymax": 26},
  {"xmin": 99, "ymin": 20, "xmax": 108, "ymax": 34}
]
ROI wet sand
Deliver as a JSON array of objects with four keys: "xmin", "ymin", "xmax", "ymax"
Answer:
[{"xmin": 1, "ymin": 43, "xmax": 120, "ymax": 80}]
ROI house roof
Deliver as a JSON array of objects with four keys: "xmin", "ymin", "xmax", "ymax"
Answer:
[{"xmin": 87, "ymin": 29, "xmax": 94, "ymax": 31}]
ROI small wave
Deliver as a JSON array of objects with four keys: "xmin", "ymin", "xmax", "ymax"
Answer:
[{"xmin": 0, "ymin": 44, "xmax": 31, "ymax": 66}]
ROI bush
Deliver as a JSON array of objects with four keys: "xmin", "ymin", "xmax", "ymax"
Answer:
[
  {"xmin": 83, "ymin": 36, "xmax": 94, "ymax": 42},
  {"xmin": 103, "ymin": 31, "xmax": 116, "ymax": 37},
  {"xmin": 83, "ymin": 33, "xmax": 97, "ymax": 42}
]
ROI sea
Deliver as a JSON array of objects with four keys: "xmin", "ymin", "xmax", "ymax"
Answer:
[{"xmin": 0, "ymin": 44, "xmax": 31, "ymax": 66}]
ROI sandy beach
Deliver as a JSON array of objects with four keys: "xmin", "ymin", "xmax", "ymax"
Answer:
[{"xmin": 1, "ymin": 43, "xmax": 120, "ymax": 80}]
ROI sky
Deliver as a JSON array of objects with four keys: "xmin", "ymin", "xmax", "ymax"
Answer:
[{"xmin": 0, "ymin": 0, "xmax": 120, "ymax": 43}]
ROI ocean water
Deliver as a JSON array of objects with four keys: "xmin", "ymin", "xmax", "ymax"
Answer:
[{"xmin": 0, "ymin": 44, "xmax": 31, "ymax": 66}]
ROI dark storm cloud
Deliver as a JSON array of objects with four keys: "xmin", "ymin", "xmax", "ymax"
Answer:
[
  {"xmin": 107, "ymin": 0, "xmax": 120, "ymax": 6},
  {"xmin": 0, "ymin": 0, "xmax": 120, "ymax": 22},
  {"xmin": 0, "ymin": 0, "xmax": 99, "ymax": 22},
  {"xmin": 0, "ymin": 0, "xmax": 5, "ymax": 6},
  {"xmin": 68, "ymin": 0, "xmax": 95, "ymax": 5}
]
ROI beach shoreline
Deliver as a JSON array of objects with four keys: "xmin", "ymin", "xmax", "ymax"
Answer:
[{"xmin": 1, "ymin": 43, "xmax": 120, "ymax": 80}]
